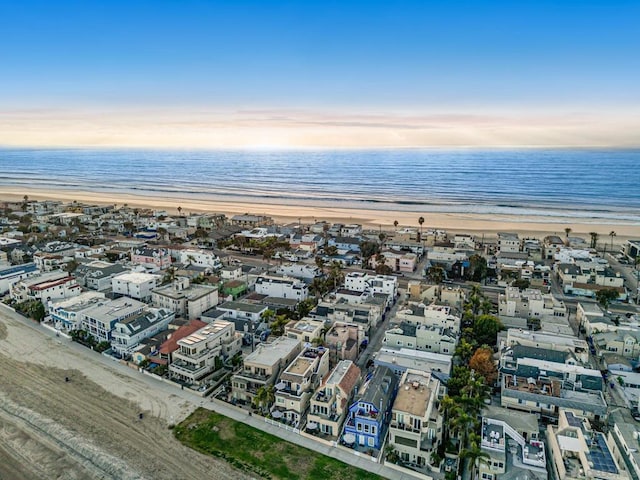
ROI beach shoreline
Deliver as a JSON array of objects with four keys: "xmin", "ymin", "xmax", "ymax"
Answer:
[{"xmin": 1, "ymin": 186, "xmax": 637, "ymax": 241}]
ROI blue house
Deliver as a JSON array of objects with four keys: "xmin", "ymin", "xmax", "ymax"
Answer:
[
  {"xmin": 342, "ymin": 366, "xmax": 398, "ymax": 450},
  {"xmin": 328, "ymin": 236, "xmax": 362, "ymax": 253}
]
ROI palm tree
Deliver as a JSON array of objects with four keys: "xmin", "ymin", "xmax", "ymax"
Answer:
[
  {"xmin": 460, "ymin": 433, "xmax": 490, "ymax": 479},
  {"xmin": 418, "ymin": 216, "xmax": 425, "ymax": 241},
  {"xmin": 393, "ymin": 220, "xmax": 399, "ymax": 229},
  {"xmin": 451, "ymin": 410, "xmax": 477, "ymax": 451},
  {"xmin": 609, "ymin": 231, "xmax": 617, "ymax": 253},
  {"xmin": 564, "ymin": 227, "xmax": 572, "ymax": 245},
  {"xmin": 254, "ymin": 385, "xmax": 275, "ymax": 414},
  {"xmin": 378, "ymin": 232, "xmax": 386, "ymax": 245},
  {"xmin": 177, "ymin": 206, "xmax": 182, "ymax": 215},
  {"xmin": 589, "ymin": 232, "xmax": 599, "ymax": 250},
  {"xmin": 427, "ymin": 265, "xmax": 444, "ymax": 284}
]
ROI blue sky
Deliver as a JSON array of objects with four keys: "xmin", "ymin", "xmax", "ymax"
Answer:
[{"xmin": 1, "ymin": 0, "xmax": 639, "ymax": 147}]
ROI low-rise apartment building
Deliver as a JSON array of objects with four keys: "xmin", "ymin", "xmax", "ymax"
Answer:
[
  {"xmin": 231, "ymin": 336, "xmax": 301, "ymax": 405},
  {"xmin": 387, "ymin": 369, "xmax": 444, "ymax": 468},
  {"xmin": 254, "ymin": 274, "xmax": 309, "ymax": 301},
  {"xmin": 176, "ymin": 248, "xmax": 222, "ymax": 270},
  {"xmin": 284, "ymin": 318, "xmax": 325, "ymax": 344},
  {"xmin": 80, "ymin": 297, "xmax": 147, "ymax": 343},
  {"xmin": 131, "ymin": 247, "xmax": 171, "ymax": 269},
  {"xmin": 10, "ymin": 271, "xmax": 81, "ymax": 303},
  {"xmin": 307, "ymin": 360, "xmax": 361, "ymax": 439},
  {"xmin": 383, "ymin": 323, "xmax": 457, "ymax": 355},
  {"xmin": 344, "ymin": 272, "xmax": 398, "ymax": 299},
  {"xmin": 547, "ymin": 410, "xmax": 630, "ymax": 480},
  {"xmin": 499, "ymin": 287, "xmax": 567, "ymax": 320},
  {"xmin": 272, "ymin": 346, "xmax": 330, "ymax": 425},
  {"xmin": 111, "ymin": 307, "xmax": 175, "ymax": 356},
  {"xmin": 152, "ymin": 277, "xmax": 219, "ymax": 320},
  {"xmin": 75, "ymin": 260, "xmax": 128, "ymax": 291},
  {"xmin": 0, "ymin": 262, "xmax": 38, "ymax": 295},
  {"xmin": 49, "ymin": 291, "xmax": 106, "ymax": 331},
  {"xmin": 479, "ymin": 405, "xmax": 547, "ymax": 479},
  {"xmin": 395, "ymin": 303, "xmax": 461, "ymax": 332},
  {"xmin": 325, "ymin": 322, "xmax": 364, "ymax": 365},
  {"xmin": 497, "ymin": 232, "xmax": 520, "ymax": 253},
  {"xmin": 169, "ymin": 320, "xmax": 241, "ymax": 385},
  {"xmin": 112, "ymin": 271, "xmax": 160, "ymax": 301}
]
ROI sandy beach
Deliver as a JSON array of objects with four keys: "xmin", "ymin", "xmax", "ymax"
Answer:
[
  {"xmin": 0, "ymin": 306, "xmax": 248, "ymax": 480},
  {"xmin": 1, "ymin": 187, "xmax": 637, "ymax": 241}
]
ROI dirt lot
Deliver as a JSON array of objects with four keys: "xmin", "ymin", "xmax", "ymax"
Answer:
[{"xmin": 0, "ymin": 306, "xmax": 250, "ymax": 480}]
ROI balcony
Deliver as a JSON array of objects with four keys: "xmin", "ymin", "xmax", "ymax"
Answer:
[
  {"xmin": 313, "ymin": 390, "xmax": 334, "ymax": 404},
  {"xmin": 389, "ymin": 421, "xmax": 421, "ymax": 435},
  {"xmin": 170, "ymin": 360, "xmax": 212, "ymax": 379}
]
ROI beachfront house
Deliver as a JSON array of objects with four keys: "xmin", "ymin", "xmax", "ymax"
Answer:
[
  {"xmin": 272, "ymin": 345, "xmax": 330, "ymax": 426},
  {"xmin": 342, "ymin": 366, "xmax": 398, "ymax": 450},
  {"xmin": 111, "ymin": 307, "xmax": 175, "ymax": 356},
  {"xmin": 307, "ymin": 360, "xmax": 361, "ymax": 440},
  {"xmin": 387, "ymin": 369, "xmax": 444, "ymax": 469},
  {"xmin": 169, "ymin": 320, "xmax": 241, "ymax": 385},
  {"xmin": 231, "ymin": 336, "xmax": 301, "ymax": 405}
]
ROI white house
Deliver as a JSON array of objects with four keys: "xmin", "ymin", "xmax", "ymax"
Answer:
[
  {"xmin": 176, "ymin": 249, "xmax": 222, "ymax": 270},
  {"xmin": 112, "ymin": 271, "xmax": 161, "ymax": 302},
  {"xmin": 169, "ymin": 320, "xmax": 242, "ymax": 385},
  {"xmin": 111, "ymin": 307, "xmax": 175, "ymax": 356},
  {"xmin": 10, "ymin": 271, "xmax": 81, "ymax": 303},
  {"xmin": 344, "ymin": 272, "xmax": 398, "ymax": 299},
  {"xmin": 254, "ymin": 274, "xmax": 309, "ymax": 301}
]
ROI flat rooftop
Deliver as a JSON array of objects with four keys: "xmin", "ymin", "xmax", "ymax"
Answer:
[
  {"xmin": 180, "ymin": 320, "xmax": 233, "ymax": 346},
  {"xmin": 394, "ymin": 373, "xmax": 433, "ymax": 417},
  {"xmin": 244, "ymin": 336, "xmax": 300, "ymax": 367},
  {"xmin": 114, "ymin": 271, "xmax": 159, "ymax": 283}
]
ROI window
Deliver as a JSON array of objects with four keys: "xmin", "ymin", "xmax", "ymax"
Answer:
[
  {"xmin": 364, "ymin": 424, "xmax": 370, "ymax": 433},
  {"xmin": 368, "ymin": 437, "xmax": 375, "ymax": 447},
  {"xmin": 357, "ymin": 423, "xmax": 362, "ymax": 432}
]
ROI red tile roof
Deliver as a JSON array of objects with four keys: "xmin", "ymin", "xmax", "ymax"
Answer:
[{"xmin": 159, "ymin": 319, "xmax": 207, "ymax": 355}]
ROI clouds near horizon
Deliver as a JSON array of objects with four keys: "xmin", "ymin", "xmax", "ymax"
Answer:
[{"xmin": 0, "ymin": 1, "xmax": 638, "ymax": 148}]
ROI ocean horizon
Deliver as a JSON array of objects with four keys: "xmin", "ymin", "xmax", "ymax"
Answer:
[{"xmin": 1, "ymin": 147, "xmax": 639, "ymax": 225}]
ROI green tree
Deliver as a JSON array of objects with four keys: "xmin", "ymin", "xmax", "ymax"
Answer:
[
  {"xmin": 454, "ymin": 337, "xmax": 476, "ymax": 364},
  {"xmin": 589, "ymin": 231, "xmax": 599, "ymax": 250},
  {"xmin": 327, "ymin": 261, "xmax": 344, "ymax": 290},
  {"xmin": 261, "ymin": 309, "xmax": 275, "ymax": 324},
  {"xmin": 467, "ymin": 254, "xmax": 488, "ymax": 283},
  {"xmin": 472, "ymin": 314, "xmax": 503, "ymax": 347},
  {"xmin": 296, "ymin": 298, "xmax": 317, "ymax": 319},
  {"xmin": 359, "ymin": 240, "xmax": 380, "ymax": 268},
  {"xmin": 427, "ymin": 265, "xmax": 445, "ymax": 284},
  {"xmin": 512, "ymin": 278, "xmax": 530, "ymax": 290},
  {"xmin": 270, "ymin": 314, "xmax": 290, "ymax": 336},
  {"xmin": 596, "ymin": 288, "xmax": 619, "ymax": 310},
  {"xmin": 309, "ymin": 277, "xmax": 329, "ymax": 298}
]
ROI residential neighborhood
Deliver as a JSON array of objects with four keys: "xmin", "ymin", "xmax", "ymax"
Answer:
[{"xmin": 1, "ymin": 198, "xmax": 640, "ymax": 480}]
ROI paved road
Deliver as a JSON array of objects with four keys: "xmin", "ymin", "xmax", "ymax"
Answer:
[{"xmin": 356, "ymin": 288, "xmax": 406, "ymax": 372}]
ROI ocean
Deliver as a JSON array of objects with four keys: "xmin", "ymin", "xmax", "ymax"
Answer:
[{"xmin": 1, "ymin": 148, "xmax": 639, "ymax": 224}]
